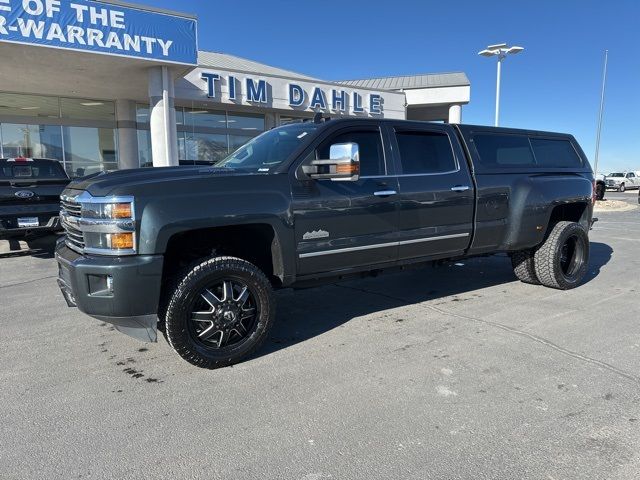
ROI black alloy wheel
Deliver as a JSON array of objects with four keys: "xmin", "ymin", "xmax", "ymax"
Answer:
[
  {"xmin": 558, "ymin": 233, "xmax": 586, "ymax": 280},
  {"xmin": 164, "ymin": 256, "xmax": 275, "ymax": 369},
  {"xmin": 188, "ymin": 279, "xmax": 259, "ymax": 349}
]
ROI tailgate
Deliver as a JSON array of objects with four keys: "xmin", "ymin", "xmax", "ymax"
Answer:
[{"xmin": 0, "ymin": 181, "xmax": 68, "ymax": 207}]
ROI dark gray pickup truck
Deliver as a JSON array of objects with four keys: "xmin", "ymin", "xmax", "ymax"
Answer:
[{"xmin": 56, "ymin": 119, "xmax": 595, "ymax": 368}]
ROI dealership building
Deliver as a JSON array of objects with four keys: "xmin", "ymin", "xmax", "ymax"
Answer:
[{"xmin": 0, "ymin": 0, "xmax": 471, "ymax": 177}]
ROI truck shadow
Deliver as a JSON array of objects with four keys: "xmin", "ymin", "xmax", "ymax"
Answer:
[
  {"xmin": 0, "ymin": 234, "xmax": 59, "ymax": 260},
  {"xmin": 254, "ymin": 242, "xmax": 613, "ymax": 360}
]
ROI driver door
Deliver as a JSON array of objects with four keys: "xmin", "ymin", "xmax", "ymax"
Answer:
[{"xmin": 291, "ymin": 126, "xmax": 400, "ymax": 276}]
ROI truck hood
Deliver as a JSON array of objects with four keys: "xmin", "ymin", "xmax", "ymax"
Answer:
[{"xmin": 68, "ymin": 166, "xmax": 255, "ymax": 197}]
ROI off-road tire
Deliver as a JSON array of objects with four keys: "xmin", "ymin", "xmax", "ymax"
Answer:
[
  {"xmin": 511, "ymin": 250, "xmax": 540, "ymax": 285},
  {"xmin": 164, "ymin": 256, "xmax": 275, "ymax": 369},
  {"xmin": 534, "ymin": 221, "xmax": 589, "ymax": 290}
]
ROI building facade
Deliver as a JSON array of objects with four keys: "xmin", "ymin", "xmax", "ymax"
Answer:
[{"xmin": 0, "ymin": 0, "xmax": 470, "ymax": 177}]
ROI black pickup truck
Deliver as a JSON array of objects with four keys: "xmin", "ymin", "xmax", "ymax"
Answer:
[
  {"xmin": 1, "ymin": 158, "xmax": 69, "ymax": 238},
  {"xmin": 56, "ymin": 119, "xmax": 594, "ymax": 368}
]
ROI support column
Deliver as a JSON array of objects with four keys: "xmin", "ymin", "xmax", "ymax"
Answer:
[
  {"xmin": 115, "ymin": 99, "xmax": 139, "ymax": 170},
  {"xmin": 448, "ymin": 104, "xmax": 462, "ymax": 124},
  {"xmin": 148, "ymin": 66, "xmax": 179, "ymax": 167},
  {"xmin": 264, "ymin": 113, "xmax": 277, "ymax": 129}
]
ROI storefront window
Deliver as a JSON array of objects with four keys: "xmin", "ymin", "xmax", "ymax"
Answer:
[
  {"xmin": 135, "ymin": 105, "xmax": 262, "ymax": 167},
  {"xmin": 1, "ymin": 123, "xmax": 63, "ymax": 160},
  {"xmin": 279, "ymin": 116, "xmax": 309, "ymax": 125},
  {"xmin": 61, "ymin": 98, "xmax": 115, "ymax": 121},
  {"xmin": 228, "ymin": 113, "xmax": 265, "ymax": 131},
  {"xmin": 137, "ymin": 129, "xmax": 153, "ymax": 167},
  {"xmin": 136, "ymin": 104, "xmax": 183, "ymax": 126},
  {"xmin": 63, "ymin": 126, "xmax": 117, "ymax": 177},
  {"xmin": 0, "ymin": 92, "xmax": 60, "ymax": 118},
  {"xmin": 136, "ymin": 104, "xmax": 150, "ymax": 123},
  {"xmin": 184, "ymin": 108, "xmax": 226, "ymax": 129},
  {"xmin": 181, "ymin": 132, "xmax": 227, "ymax": 164}
]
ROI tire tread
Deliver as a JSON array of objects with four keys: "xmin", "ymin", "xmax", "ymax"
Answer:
[{"xmin": 511, "ymin": 250, "xmax": 540, "ymax": 285}]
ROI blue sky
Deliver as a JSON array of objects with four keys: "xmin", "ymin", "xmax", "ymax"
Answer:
[{"xmin": 146, "ymin": 0, "xmax": 638, "ymax": 174}]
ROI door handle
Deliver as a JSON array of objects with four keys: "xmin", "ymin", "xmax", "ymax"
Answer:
[
  {"xmin": 374, "ymin": 190, "xmax": 398, "ymax": 197},
  {"xmin": 451, "ymin": 185, "xmax": 471, "ymax": 192}
]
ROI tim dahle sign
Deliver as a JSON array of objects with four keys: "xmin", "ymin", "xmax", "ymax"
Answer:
[
  {"xmin": 0, "ymin": 0, "xmax": 197, "ymax": 64},
  {"xmin": 201, "ymin": 72, "xmax": 385, "ymax": 115}
]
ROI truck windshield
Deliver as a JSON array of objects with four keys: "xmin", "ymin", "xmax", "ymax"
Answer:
[
  {"xmin": 216, "ymin": 123, "xmax": 318, "ymax": 172},
  {"xmin": 608, "ymin": 173, "xmax": 624, "ymax": 177}
]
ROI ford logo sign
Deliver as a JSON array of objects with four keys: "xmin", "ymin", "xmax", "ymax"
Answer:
[{"xmin": 15, "ymin": 190, "xmax": 35, "ymax": 199}]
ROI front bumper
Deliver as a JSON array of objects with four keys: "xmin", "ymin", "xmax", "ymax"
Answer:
[
  {"xmin": 55, "ymin": 240, "xmax": 164, "ymax": 342},
  {"xmin": 0, "ymin": 215, "xmax": 61, "ymax": 238}
]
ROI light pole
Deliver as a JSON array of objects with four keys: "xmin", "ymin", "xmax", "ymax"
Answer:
[
  {"xmin": 593, "ymin": 50, "xmax": 608, "ymax": 178},
  {"xmin": 478, "ymin": 43, "xmax": 524, "ymax": 126}
]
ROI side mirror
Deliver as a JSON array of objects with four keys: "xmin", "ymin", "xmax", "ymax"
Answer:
[{"xmin": 302, "ymin": 142, "xmax": 360, "ymax": 181}]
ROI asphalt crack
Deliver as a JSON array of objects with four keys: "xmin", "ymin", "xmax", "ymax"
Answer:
[
  {"xmin": 335, "ymin": 283, "xmax": 640, "ymax": 385},
  {"xmin": 0, "ymin": 275, "xmax": 57, "ymax": 289}
]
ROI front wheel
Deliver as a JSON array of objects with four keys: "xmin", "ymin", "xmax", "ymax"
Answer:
[
  {"xmin": 164, "ymin": 256, "xmax": 275, "ymax": 369},
  {"xmin": 534, "ymin": 221, "xmax": 589, "ymax": 290},
  {"xmin": 619, "ymin": 183, "xmax": 626, "ymax": 192}
]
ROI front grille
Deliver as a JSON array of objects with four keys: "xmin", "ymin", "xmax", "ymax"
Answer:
[
  {"xmin": 61, "ymin": 198, "xmax": 82, "ymax": 217},
  {"xmin": 60, "ymin": 196, "xmax": 85, "ymax": 252}
]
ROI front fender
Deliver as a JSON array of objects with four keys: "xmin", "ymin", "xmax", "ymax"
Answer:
[{"xmin": 128, "ymin": 175, "xmax": 296, "ymax": 282}]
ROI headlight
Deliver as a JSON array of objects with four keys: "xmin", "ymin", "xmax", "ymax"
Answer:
[
  {"xmin": 69, "ymin": 194, "xmax": 136, "ymax": 255},
  {"xmin": 81, "ymin": 202, "xmax": 133, "ymax": 219}
]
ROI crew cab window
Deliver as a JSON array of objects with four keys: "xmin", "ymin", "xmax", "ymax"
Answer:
[
  {"xmin": 395, "ymin": 131, "xmax": 456, "ymax": 174},
  {"xmin": 530, "ymin": 138, "xmax": 583, "ymax": 168},
  {"xmin": 473, "ymin": 134, "xmax": 535, "ymax": 167},
  {"xmin": 317, "ymin": 130, "xmax": 385, "ymax": 177},
  {"xmin": 627, "ymin": 173, "xmax": 635, "ymax": 178}
]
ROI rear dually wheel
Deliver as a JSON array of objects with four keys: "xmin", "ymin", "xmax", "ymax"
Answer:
[{"xmin": 534, "ymin": 221, "xmax": 589, "ymax": 290}]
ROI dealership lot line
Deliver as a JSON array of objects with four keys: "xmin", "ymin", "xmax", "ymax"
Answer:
[{"xmin": 1, "ymin": 204, "xmax": 639, "ymax": 480}]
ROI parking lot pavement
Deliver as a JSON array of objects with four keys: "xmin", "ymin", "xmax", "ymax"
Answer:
[
  {"xmin": 604, "ymin": 190, "xmax": 640, "ymax": 203},
  {"xmin": 1, "ymin": 203, "xmax": 639, "ymax": 480}
]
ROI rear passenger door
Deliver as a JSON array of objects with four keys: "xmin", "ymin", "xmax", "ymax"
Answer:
[{"xmin": 388, "ymin": 123, "xmax": 474, "ymax": 261}]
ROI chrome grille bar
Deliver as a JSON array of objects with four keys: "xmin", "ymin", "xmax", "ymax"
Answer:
[{"xmin": 60, "ymin": 195, "xmax": 85, "ymax": 252}]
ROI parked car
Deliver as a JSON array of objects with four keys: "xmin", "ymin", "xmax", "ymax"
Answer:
[
  {"xmin": 56, "ymin": 119, "xmax": 594, "ymax": 368},
  {"xmin": 0, "ymin": 157, "xmax": 69, "ymax": 238},
  {"xmin": 605, "ymin": 172, "xmax": 640, "ymax": 192}
]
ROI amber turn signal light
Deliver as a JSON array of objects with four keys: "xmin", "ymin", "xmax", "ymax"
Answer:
[
  {"xmin": 110, "ymin": 233, "xmax": 134, "ymax": 249},
  {"xmin": 111, "ymin": 203, "xmax": 133, "ymax": 219},
  {"xmin": 336, "ymin": 163, "xmax": 359, "ymax": 175}
]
